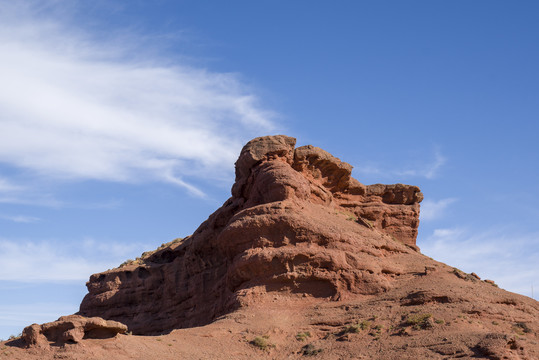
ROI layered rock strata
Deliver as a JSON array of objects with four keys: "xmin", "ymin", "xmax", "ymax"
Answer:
[{"xmin": 78, "ymin": 135, "xmax": 423, "ymax": 334}]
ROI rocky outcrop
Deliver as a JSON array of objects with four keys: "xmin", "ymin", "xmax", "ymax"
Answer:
[
  {"xmin": 11, "ymin": 135, "xmax": 539, "ymax": 360},
  {"xmin": 291, "ymin": 143, "xmax": 423, "ymax": 248},
  {"xmin": 78, "ymin": 135, "xmax": 423, "ymax": 334},
  {"xmin": 22, "ymin": 315, "xmax": 126, "ymax": 348}
]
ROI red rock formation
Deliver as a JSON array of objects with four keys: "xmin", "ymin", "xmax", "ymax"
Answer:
[
  {"xmin": 78, "ymin": 135, "xmax": 423, "ymax": 334},
  {"xmin": 22, "ymin": 315, "xmax": 126, "ymax": 348},
  {"xmin": 13, "ymin": 135, "xmax": 539, "ymax": 359}
]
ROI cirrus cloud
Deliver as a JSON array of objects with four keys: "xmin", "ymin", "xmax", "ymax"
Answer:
[
  {"xmin": 420, "ymin": 226, "xmax": 539, "ymax": 299},
  {"xmin": 0, "ymin": 237, "xmax": 148, "ymax": 282},
  {"xmin": 0, "ymin": 2, "xmax": 277, "ymax": 198},
  {"xmin": 420, "ymin": 197, "xmax": 457, "ymax": 221}
]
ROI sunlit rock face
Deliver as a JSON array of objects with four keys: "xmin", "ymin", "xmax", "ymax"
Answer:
[{"xmin": 79, "ymin": 135, "xmax": 423, "ymax": 334}]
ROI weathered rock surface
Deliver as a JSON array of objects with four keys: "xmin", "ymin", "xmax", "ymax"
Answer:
[
  {"xmin": 22, "ymin": 315, "xmax": 126, "ymax": 348},
  {"xmin": 78, "ymin": 135, "xmax": 423, "ymax": 334},
  {"xmin": 6, "ymin": 135, "xmax": 539, "ymax": 359}
]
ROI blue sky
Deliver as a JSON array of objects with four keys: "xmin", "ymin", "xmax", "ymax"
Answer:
[{"xmin": 0, "ymin": 1, "xmax": 538, "ymax": 339}]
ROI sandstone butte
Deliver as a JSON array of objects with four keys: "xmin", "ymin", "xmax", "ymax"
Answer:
[{"xmin": 2, "ymin": 135, "xmax": 538, "ymax": 360}]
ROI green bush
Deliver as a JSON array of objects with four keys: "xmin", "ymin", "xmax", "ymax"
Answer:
[
  {"xmin": 343, "ymin": 320, "xmax": 371, "ymax": 334},
  {"xmin": 301, "ymin": 343, "xmax": 323, "ymax": 356},
  {"xmin": 295, "ymin": 331, "xmax": 311, "ymax": 341},
  {"xmin": 406, "ymin": 313, "xmax": 432, "ymax": 330},
  {"xmin": 250, "ymin": 336, "xmax": 273, "ymax": 350}
]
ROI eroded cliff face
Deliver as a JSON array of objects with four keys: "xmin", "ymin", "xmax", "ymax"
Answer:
[
  {"xmin": 78, "ymin": 135, "xmax": 423, "ymax": 334},
  {"xmin": 16, "ymin": 135, "xmax": 539, "ymax": 359}
]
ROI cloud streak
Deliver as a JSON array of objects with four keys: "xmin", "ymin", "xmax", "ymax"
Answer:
[
  {"xmin": 0, "ymin": 237, "xmax": 149, "ymax": 282},
  {"xmin": 0, "ymin": 2, "xmax": 276, "ymax": 197},
  {"xmin": 420, "ymin": 226, "xmax": 539, "ymax": 299},
  {"xmin": 0, "ymin": 214, "xmax": 41, "ymax": 223},
  {"xmin": 396, "ymin": 150, "xmax": 446, "ymax": 180},
  {"xmin": 0, "ymin": 303, "xmax": 79, "ymax": 328},
  {"xmin": 0, "ymin": 178, "xmax": 62, "ymax": 207},
  {"xmin": 354, "ymin": 149, "xmax": 446, "ymax": 181},
  {"xmin": 0, "ymin": 178, "xmax": 23, "ymax": 193},
  {"xmin": 420, "ymin": 198, "xmax": 457, "ymax": 221}
]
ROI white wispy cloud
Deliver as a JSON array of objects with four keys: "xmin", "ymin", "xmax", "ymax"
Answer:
[
  {"xmin": 0, "ymin": 303, "xmax": 79, "ymax": 328},
  {"xmin": 420, "ymin": 198, "xmax": 457, "ymax": 221},
  {"xmin": 355, "ymin": 149, "xmax": 446, "ymax": 181},
  {"xmin": 0, "ymin": 195, "xmax": 62, "ymax": 207},
  {"xmin": 0, "ymin": 182, "xmax": 62, "ymax": 207},
  {"xmin": 0, "ymin": 214, "xmax": 41, "ymax": 223},
  {"xmin": 0, "ymin": 177, "xmax": 58, "ymax": 206},
  {"xmin": 0, "ymin": 238, "xmax": 149, "ymax": 282},
  {"xmin": 420, "ymin": 227, "xmax": 539, "ymax": 299},
  {"xmin": 0, "ymin": 178, "xmax": 23, "ymax": 193},
  {"xmin": 397, "ymin": 150, "xmax": 446, "ymax": 180},
  {"xmin": 0, "ymin": 2, "xmax": 276, "ymax": 198},
  {"xmin": 0, "ymin": 302, "xmax": 81, "ymax": 340}
]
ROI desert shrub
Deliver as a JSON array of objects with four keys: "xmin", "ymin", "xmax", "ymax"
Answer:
[
  {"xmin": 343, "ymin": 324, "xmax": 360, "ymax": 334},
  {"xmin": 301, "ymin": 343, "xmax": 322, "ymax": 356},
  {"xmin": 296, "ymin": 331, "xmax": 311, "ymax": 341},
  {"xmin": 359, "ymin": 320, "xmax": 371, "ymax": 330},
  {"xmin": 250, "ymin": 336, "xmax": 273, "ymax": 350},
  {"xmin": 369, "ymin": 324, "xmax": 383, "ymax": 339},
  {"xmin": 406, "ymin": 313, "xmax": 432, "ymax": 330},
  {"xmin": 343, "ymin": 320, "xmax": 370, "ymax": 334},
  {"xmin": 171, "ymin": 237, "xmax": 183, "ymax": 245},
  {"xmin": 119, "ymin": 259, "xmax": 134, "ymax": 267}
]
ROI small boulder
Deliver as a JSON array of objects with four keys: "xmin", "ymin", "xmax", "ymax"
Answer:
[{"xmin": 22, "ymin": 315, "xmax": 127, "ymax": 348}]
